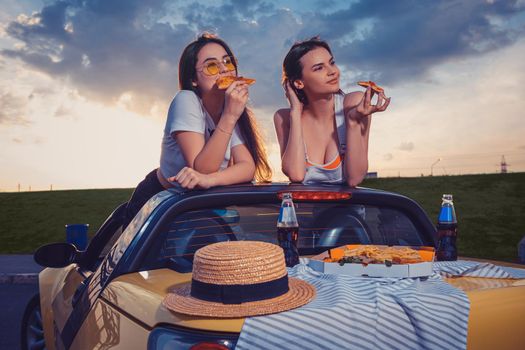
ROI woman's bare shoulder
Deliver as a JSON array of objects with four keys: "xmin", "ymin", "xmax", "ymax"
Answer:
[
  {"xmin": 274, "ymin": 108, "xmax": 291, "ymax": 125},
  {"xmin": 343, "ymin": 91, "xmax": 364, "ymax": 108}
]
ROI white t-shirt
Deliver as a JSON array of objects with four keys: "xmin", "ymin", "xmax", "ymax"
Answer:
[{"xmin": 159, "ymin": 90, "xmax": 245, "ymax": 184}]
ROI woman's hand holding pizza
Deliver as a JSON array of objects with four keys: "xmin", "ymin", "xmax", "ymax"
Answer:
[
  {"xmin": 348, "ymin": 84, "xmax": 391, "ymax": 123},
  {"xmin": 222, "ymin": 80, "xmax": 249, "ymax": 124}
]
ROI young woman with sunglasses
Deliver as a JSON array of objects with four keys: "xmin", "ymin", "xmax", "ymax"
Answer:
[
  {"xmin": 274, "ymin": 37, "xmax": 390, "ymax": 187},
  {"xmin": 122, "ymin": 34, "xmax": 271, "ymax": 229}
]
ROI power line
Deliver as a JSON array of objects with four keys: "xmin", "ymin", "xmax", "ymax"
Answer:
[{"xmin": 399, "ymin": 150, "xmax": 525, "ymax": 161}]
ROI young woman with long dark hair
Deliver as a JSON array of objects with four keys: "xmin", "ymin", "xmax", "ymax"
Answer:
[
  {"xmin": 123, "ymin": 33, "xmax": 271, "ymax": 228},
  {"xmin": 274, "ymin": 37, "xmax": 390, "ymax": 186}
]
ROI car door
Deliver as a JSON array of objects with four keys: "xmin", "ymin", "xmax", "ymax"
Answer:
[
  {"xmin": 50, "ymin": 265, "xmax": 91, "ymax": 350},
  {"xmin": 69, "ymin": 286, "xmax": 150, "ymax": 349},
  {"xmin": 50, "ymin": 204, "xmax": 127, "ymax": 349},
  {"xmin": 51, "ymin": 193, "xmax": 172, "ymax": 349}
]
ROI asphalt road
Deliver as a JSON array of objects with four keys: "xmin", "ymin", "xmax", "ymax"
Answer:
[{"xmin": 0, "ymin": 283, "xmax": 39, "ymax": 350}]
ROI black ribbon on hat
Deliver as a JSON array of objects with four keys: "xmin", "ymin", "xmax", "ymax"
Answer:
[{"xmin": 190, "ymin": 274, "xmax": 289, "ymax": 304}]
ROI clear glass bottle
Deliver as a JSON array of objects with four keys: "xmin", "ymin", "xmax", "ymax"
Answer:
[
  {"xmin": 436, "ymin": 194, "xmax": 458, "ymax": 261},
  {"xmin": 277, "ymin": 193, "xmax": 300, "ymax": 267}
]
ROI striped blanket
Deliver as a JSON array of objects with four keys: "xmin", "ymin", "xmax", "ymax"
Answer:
[
  {"xmin": 236, "ymin": 264, "xmax": 470, "ymax": 350},
  {"xmin": 237, "ymin": 260, "xmax": 525, "ymax": 349},
  {"xmin": 434, "ymin": 260, "xmax": 525, "ymax": 279}
]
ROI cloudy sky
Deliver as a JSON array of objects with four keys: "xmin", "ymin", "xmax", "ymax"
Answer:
[{"xmin": 1, "ymin": 0, "xmax": 525, "ymax": 191}]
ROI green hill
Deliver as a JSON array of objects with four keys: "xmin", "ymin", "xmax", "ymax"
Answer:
[
  {"xmin": 363, "ymin": 172, "xmax": 525, "ymax": 262},
  {"xmin": 1, "ymin": 173, "xmax": 524, "ymax": 262},
  {"xmin": 0, "ymin": 188, "xmax": 132, "ymax": 254}
]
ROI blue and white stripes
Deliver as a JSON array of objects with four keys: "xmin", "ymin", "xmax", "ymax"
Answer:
[
  {"xmin": 434, "ymin": 260, "xmax": 525, "ymax": 279},
  {"xmin": 236, "ymin": 264, "xmax": 470, "ymax": 350}
]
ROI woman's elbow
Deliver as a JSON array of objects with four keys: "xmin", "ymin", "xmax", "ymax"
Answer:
[
  {"xmin": 347, "ymin": 176, "xmax": 364, "ymax": 187},
  {"xmin": 346, "ymin": 167, "xmax": 368, "ymax": 187},
  {"xmin": 289, "ymin": 175, "xmax": 305, "ymax": 183},
  {"xmin": 283, "ymin": 168, "xmax": 305, "ymax": 183},
  {"xmin": 233, "ymin": 160, "xmax": 255, "ymax": 182},
  {"xmin": 246, "ymin": 162, "xmax": 256, "ymax": 181},
  {"xmin": 193, "ymin": 159, "xmax": 215, "ymax": 174}
]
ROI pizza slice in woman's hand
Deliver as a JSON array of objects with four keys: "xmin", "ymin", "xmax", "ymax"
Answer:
[{"xmin": 216, "ymin": 76, "xmax": 256, "ymax": 89}]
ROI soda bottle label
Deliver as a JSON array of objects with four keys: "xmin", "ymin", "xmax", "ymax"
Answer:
[
  {"xmin": 277, "ymin": 193, "xmax": 300, "ymax": 267},
  {"xmin": 438, "ymin": 206, "xmax": 456, "ymax": 223},
  {"xmin": 436, "ymin": 194, "xmax": 458, "ymax": 261},
  {"xmin": 438, "ymin": 194, "xmax": 457, "ymax": 224},
  {"xmin": 277, "ymin": 206, "xmax": 298, "ymax": 227}
]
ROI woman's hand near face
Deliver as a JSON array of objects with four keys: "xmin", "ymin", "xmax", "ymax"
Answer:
[
  {"xmin": 168, "ymin": 167, "xmax": 214, "ymax": 190},
  {"xmin": 274, "ymin": 81, "xmax": 308, "ymax": 182},
  {"xmin": 221, "ymin": 80, "xmax": 249, "ymax": 124},
  {"xmin": 283, "ymin": 80, "xmax": 303, "ymax": 117},
  {"xmin": 348, "ymin": 86, "xmax": 391, "ymax": 123}
]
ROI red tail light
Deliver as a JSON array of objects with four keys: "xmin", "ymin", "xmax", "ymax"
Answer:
[
  {"xmin": 277, "ymin": 191, "xmax": 351, "ymax": 201},
  {"xmin": 190, "ymin": 342, "xmax": 230, "ymax": 350}
]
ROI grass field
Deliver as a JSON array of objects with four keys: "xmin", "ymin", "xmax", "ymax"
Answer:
[
  {"xmin": 363, "ymin": 173, "xmax": 525, "ymax": 262},
  {"xmin": 1, "ymin": 173, "xmax": 524, "ymax": 262}
]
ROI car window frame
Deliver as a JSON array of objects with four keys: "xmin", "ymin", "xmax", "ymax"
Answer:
[
  {"xmin": 127, "ymin": 189, "xmax": 437, "ymax": 275},
  {"xmin": 76, "ymin": 202, "xmax": 128, "ymax": 273}
]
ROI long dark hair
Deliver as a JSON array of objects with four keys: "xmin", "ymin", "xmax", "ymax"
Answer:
[
  {"xmin": 178, "ymin": 33, "xmax": 272, "ymax": 182},
  {"xmin": 282, "ymin": 36, "xmax": 334, "ymax": 105}
]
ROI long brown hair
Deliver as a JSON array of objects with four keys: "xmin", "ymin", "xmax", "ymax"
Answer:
[
  {"xmin": 178, "ymin": 33, "xmax": 272, "ymax": 182},
  {"xmin": 282, "ymin": 36, "xmax": 334, "ymax": 105}
]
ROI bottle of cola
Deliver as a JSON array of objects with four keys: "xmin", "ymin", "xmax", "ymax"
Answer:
[
  {"xmin": 436, "ymin": 194, "xmax": 458, "ymax": 261},
  {"xmin": 277, "ymin": 193, "xmax": 300, "ymax": 267}
]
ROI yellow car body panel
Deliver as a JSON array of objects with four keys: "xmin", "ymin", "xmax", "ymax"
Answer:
[
  {"xmin": 38, "ymin": 264, "xmax": 91, "ymax": 350},
  {"xmin": 71, "ymin": 298, "xmax": 149, "ymax": 349},
  {"xmin": 38, "ymin": 261, "xmax": 525, "ymax": 349},
  {"xmin": 102, "ymin": 269, "xmax": 245, "ymax": 332},
  {"xmin": 103, "ymin": 267, "xmax": 525, "ymax": 350},
  {"xmin": 38, "ymin": 268, "xmax": 61, "ymax": 350},
  {"xmin": 463, "ymin": 283, "xmax": 525, "ymax": 350}
]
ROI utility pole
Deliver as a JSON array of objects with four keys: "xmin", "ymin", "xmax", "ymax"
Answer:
[
  {"xmin": 431, "ymin": 158, "xmax": 441, "ymax": 176},
  {"xmin": 500, "ymin": 155, "xmax": 509, "ymax": 173}
]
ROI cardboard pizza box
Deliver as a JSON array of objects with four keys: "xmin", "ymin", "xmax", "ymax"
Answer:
[{"xmin": 308, "ymin": 245, "xmax": 435, "ymax": 278}]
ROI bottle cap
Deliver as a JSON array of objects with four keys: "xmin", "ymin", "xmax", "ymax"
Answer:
[
  {"xmin": 442, "ymin": 194, "xmax": 453, "ymax": 201},
  {"xmin": 438, "ymin": 194, "xmax": 456, "ymax": 223},
  {"xmin": 282, "ymin": 192, "xmax": 292, "ymax": 200},
  {"xmin": 278, "ymin": 193, "xmax": 298, "ymax": 226}
]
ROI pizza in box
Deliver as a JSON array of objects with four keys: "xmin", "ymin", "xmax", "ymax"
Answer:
[{"xmin": 321, "ymin": 244, "xmax": 435, "ymax": 267}]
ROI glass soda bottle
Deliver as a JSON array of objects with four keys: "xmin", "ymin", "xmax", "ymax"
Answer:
[
  {"xmin": 277, "ymin": 193, "xmax": 300, "ymax": 267},
  {"xmin": 436, "ymin": 194, "xmax": 458, "ymax": 261}
]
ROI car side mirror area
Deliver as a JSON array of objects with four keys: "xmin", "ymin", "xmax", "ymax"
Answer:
[{"xmin": 34, "ymin": 242, "xmax": 81, "ymax": 268}]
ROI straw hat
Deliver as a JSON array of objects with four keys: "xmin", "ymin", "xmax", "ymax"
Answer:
[{"xmin": 163, "ymin": 241, "xmax": 316, "ymax": 318}]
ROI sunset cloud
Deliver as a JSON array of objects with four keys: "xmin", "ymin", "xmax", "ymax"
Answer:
[
  {"xmin": 0, "ymin": 90, "xmax": 30, "ymax": 126},
  {"xmin": 398, "ymin": 142, "xmax": 414, "ymax": 152},
  {"xmin": 3, "ymin": 0, "xmax": 524, "ymax": 117}
]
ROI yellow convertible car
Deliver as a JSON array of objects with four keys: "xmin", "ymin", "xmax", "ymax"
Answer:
[{"xmin": 21, "ymin": 184, "xmax": 525, "ymax": 349}]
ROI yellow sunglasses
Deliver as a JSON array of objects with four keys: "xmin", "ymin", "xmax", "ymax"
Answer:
[{"xmin": 197, "ymin": 57, "xmax": 236, "ymax": 76}]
